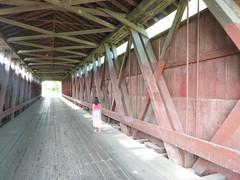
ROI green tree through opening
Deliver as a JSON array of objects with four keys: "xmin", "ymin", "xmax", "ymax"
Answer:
[{"xmin": 42, "ymin": 81, "xmax": 61, "ymax": 93}]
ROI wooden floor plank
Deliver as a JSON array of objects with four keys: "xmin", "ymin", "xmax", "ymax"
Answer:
[{"xmin": 0, "ymin": 95, "xmax": 202, "ymax": 180}]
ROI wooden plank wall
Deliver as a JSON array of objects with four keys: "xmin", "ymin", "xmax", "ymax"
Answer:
[
  {"xmin": 62, "ymin": 10, "xmax": 240, "ymax": 179},
  {"xmin": 0, "ymin": 53, "xmax": 41, "ymax": 125}
]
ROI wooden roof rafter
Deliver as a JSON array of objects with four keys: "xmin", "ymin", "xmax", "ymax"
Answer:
[
  {"xmin": 44, "ymin": 0, "xmax": 117, "ymax": 30},
  {"xmin": 0, "ymin": 11, "xmax": 55, "ymax": 35},
  {"xmin": 53, "ymin": 12, "xmax": 101, "ymax": 43},
  {"xmin": 0, "ymin": 17, "xmax": 98, "ymax": 46},
  {"xmin": 110, "ymin": 0, "xmax": 131, "ymax": 13},
  {"xmin": 122, "ymin": 0, "xmax": 137, "ymax": 7},
  {"xmin": 0, "ymin": 0, "xmax": 180, "ymax": 80}
]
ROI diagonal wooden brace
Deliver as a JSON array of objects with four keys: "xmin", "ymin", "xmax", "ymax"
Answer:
[
  {"xmin": 130, "ymin": 28, "xmax": 184, "ymax": 165},
  {"xmin": 105, "ymin": 44, "xmax": 130, "ymax": 135},
  {"xmin": 203, "ymin": 0, "xmax": 240, "ymax": 51},
  {"xmin": 193, "ymin": 99, "xmax": 240, "ymax": 175}
]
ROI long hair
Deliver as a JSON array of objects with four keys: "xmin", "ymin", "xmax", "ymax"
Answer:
[{"xmin": 94, "ymin": 97, "xmax": 99, "ymax": 105}]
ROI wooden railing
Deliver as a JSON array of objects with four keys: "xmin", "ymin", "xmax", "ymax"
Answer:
[{"xmin": 0, "ymin": 95, "xmax": 41, "ymax": 121}]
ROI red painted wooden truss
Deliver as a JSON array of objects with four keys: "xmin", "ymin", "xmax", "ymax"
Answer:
[{"xmin": 62, "ymin": 5, "xmax": 240, "ymax": 179}]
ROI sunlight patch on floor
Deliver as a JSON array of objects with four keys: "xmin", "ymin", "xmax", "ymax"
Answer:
[{"xmin": 61, "ymin": 96, "xmax": 81, "ymax": 110}]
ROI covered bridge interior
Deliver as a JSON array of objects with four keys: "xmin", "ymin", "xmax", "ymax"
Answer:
[{"xmin": 0, "ymin": 0, "xmax": 240, "ymax": 179}]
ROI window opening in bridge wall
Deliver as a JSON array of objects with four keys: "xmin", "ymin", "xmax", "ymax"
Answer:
[{"xmin": 116, "ymin": 0, "xmax": 207, "ymax": 57}]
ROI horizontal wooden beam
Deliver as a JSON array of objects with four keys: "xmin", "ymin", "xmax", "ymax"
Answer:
[
  {"xmin": 7, "ymin": 30, "xmax": 105, "ymax": 44},
  {"xmin": 32, "ymin": 66, "xmax": 73, "ymax": 70},
  {"xmin": 0, "ymin": 0, "xmax": 108, "ymax": 6},
  {"xmin": 0, "ymin": 3, "xmax": 54, "ymax": 16},
  {"xmin": 41, "ymin": 76, "xmax": 63, "ymax": 79},
  {"xmin": 98, "ymin": 8, "xmax": 148, "ymax": 37},
  {"xmin": 54, "ymin": 0, "xmax": 109, "ymax": 5},
  {"xmin": 25, "ymin": 60, "xmax": 77, "ymax": 64},
  {"xmin": 0, "ymin": 17, "xmax": 97, "ymax": 46},
  {"xmin": 13, "ymin": 41, "xmax": 87, "ymax": 56},
  {"xmin": 0, "ymin": 1, "xmax": 126, "ymax": 18},
  {"xmin": 36, "ymin": 71, "xmax": 68, "ymax": 74},
  {"xmin": 77, "ymin": 7, "xmax": 127, "ymax": 17},
  {"xmin": 0, "ymin": 0, "xmax": 43, "ymax": 6},
  {"xmin": 18, "ymin": 49, "xmax": 85, "ymax": 56},
  {"xmin": 0, "ymin": 0, "xmax": 109, "ymax": 14},
  {"xmin": 24, "ymin": 57, "xmax": 81, "ymax": 63},
  {"xmin": 8, "ymin": 35, "xmax": 52, "ymax": 42},
  {"xmin": 0, "ymin": 95, "xmax": 41, "ymax": 121},
  {"xmin": 165, "ymin": 47, "xmax": 239, "ymax": 69},
  {"xmin": 22, "ymin": 54, "xmax": 82, "ymax": 59},
  {"xmin": 12, "ymin": 41, "xmax": 91, "ymax": 51},
  {"xmin": 57, "ymin": 28, "xmax": 114, "ymax": 36},
  {"xmin": 56, "ymin": 45, "xmax": 94, "ymax": 50},
  {"xmin": 28, "ymin": 62, "xmax": 75, "ymax": 67}
]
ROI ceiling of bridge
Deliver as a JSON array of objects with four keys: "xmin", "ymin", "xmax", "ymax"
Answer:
[{"xmin": 0, "ymin": 0, "xmax": 179, "ymax": 81}]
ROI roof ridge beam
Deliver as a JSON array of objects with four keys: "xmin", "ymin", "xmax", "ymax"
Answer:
[{"xmin": 44, "ymin": 0, "xmax": 117, "ymax": 29}]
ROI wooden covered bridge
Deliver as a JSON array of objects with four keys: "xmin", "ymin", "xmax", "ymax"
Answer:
[{"xmin": 0, "ymin": 0, "xmax": 240, "ymax": 179}]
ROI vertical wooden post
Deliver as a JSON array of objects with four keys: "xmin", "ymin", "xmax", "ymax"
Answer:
[
  {"xmin": 18, "ymin": 66, "xmax": 26, "ymax": 113},
  {"xmin": 10, "ymin": 61, "xmax": 20, "ymax": 119},
  {"xmin": 105, "ymin": 44, "xmax": 129, "ymax": 134},
  {"xmin": 92, "ymin": 56, "xmax": 103, "ymax": 102},
  {"xmin": 75, "ymin": 73, "xmax": 79, "ymax": 100},
  {"xmin": 97, "ymin": 59, "xmax": 109, "ymax": 109},
  {"xmin": 72, "ymin": 73, "xmax": 76, "ymax": 99},
  {"xmin": 111, "ymin": 44, "xmax": 133, "ymax": 117},
  {"xmin": 74, "ymin": 72, "xmax": 78, "ymax": 100},
  {"xmin": 0, "ymin": 50, "xmax": 13, "ymax": 118},
  {"xmin": 28, "ymin": 73, "xmax": 32, "ymax": 101},
  {"xmin": 89, "ymin": 66, "xmax": 95, "ymax": 100},
  {"xmin": 79, "ymin": 68, "xmax": 84, "ymax": 101},
  {"xmin": 84, "ymin": 65, "xmax": 91, "ymax": 103}
]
